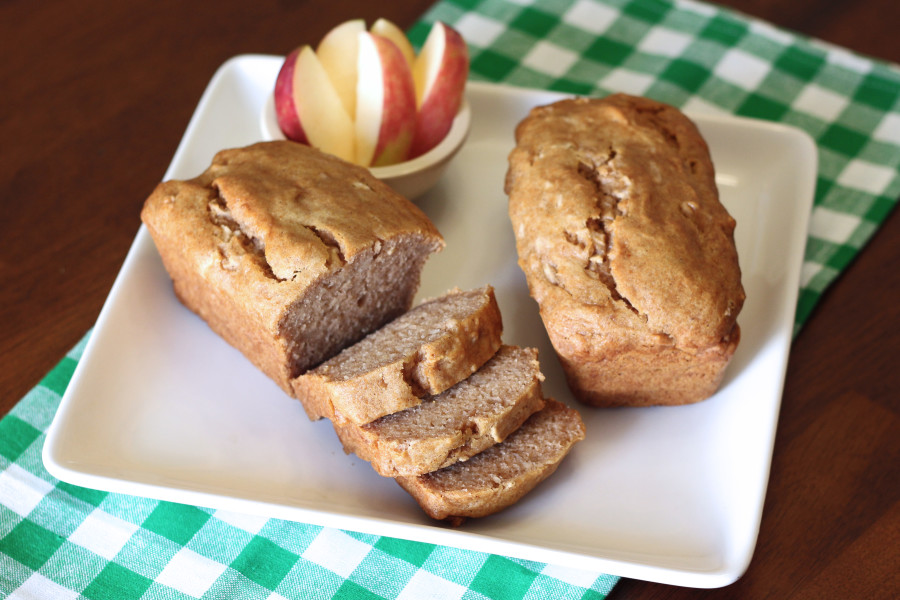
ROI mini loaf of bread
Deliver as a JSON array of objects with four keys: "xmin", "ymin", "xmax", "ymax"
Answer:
[
  {"xmin": 332, "ymin": 345, "xmax": 545, "ymax": 477},
  {"xmin": 506, "ymin": 94, "xmax": 745, "ymax": 407},
  {"xmin": 141, "ymin": 140, "xmax": 443, "ymax": 395},
  {"xmin": 396, "ymin": 398, "xmax": 585, "ymax": 524},
  {"xmin": 292, "ymin": 286, "xmax": 503, "ymax": 424}
]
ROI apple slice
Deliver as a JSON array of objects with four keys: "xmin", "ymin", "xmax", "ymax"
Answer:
[
  {"xmin": 355, "ymin": 32, "xmax": 417, "ymax": 167},
  {"xmin": 370, "ymin": 18, "xmax": 415, "ymax": 68},
  {"xmin": 273, "ymin": 47, "xmax": 305, "ymax": 143},
  {"xmin": 275, "ymin": 45, "xmax": 355, "ymax": 162},
  {"xmin": 410, "ymin": 22, "xmax": 469, "ymax": 158},
  {"xmin": 317, "ymin": 19, "xmax": 365, "ymax": 118}
]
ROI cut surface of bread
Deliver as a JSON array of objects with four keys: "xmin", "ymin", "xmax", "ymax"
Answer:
[
  {"xmin": 292, "ymin": 286, "xmax": 503, "ymax": 424},
  {"xmin": 396, "ymin": 398, "xmax": 585, "ymax": 523},
  {"xmin": 333, "ymin": 345, "xmax": 545, "ymax": 477},
  {"xmin": 141, "ymin": 141, "xmax": 443, "ymax": 394}
]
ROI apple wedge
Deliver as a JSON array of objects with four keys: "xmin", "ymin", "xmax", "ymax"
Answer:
[
  {"xmin": 273, "ymin": 47, "xmax": 305, "ymax": 143},
  {"xmin": 317, "ymin": 19, "xmax": 365, "ymax": 118},
  {"xmin": 370, "ymin": 18, "xmax": 415, "ymax": 68},
  {"xmin": 273, "ymin": 45, "xmax": 355, "ymax": 162},
  {"xmin": 355, "ymin": 32, "xmax": 417, "ymax": 167},
  {"xmin": 410, "ymin": 22, "xmax": 469, "ymax": 158}
]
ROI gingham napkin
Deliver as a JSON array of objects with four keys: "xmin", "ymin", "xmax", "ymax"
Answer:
[{"xmin": 3, "ymin": 0, "xmax": 898, "ymax": 598}]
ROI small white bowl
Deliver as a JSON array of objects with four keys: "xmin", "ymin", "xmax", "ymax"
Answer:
[{"xmin": 260, "ymin": 94, "xmax": 471, "ymax": 200}]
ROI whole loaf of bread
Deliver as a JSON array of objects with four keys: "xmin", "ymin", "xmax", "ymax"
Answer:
[{"xmin": 505, "ymin": 94, "xmax": 745, "ymax": 407}]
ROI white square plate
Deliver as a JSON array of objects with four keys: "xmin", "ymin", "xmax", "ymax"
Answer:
[{"xmin": 43, "ymin": 55, "xmax": 817, "ymax": 588}]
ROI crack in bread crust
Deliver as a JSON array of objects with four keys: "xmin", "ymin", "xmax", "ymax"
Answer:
[
  {"xmin": 573, "ymin": 155, "xmax": 638, "ymax": 314},
  {"xmin": 305, "ymin": 224, "xmax": 346, "ymax": 270},
  {"xmin": 207, "ymin": 190, "xmax": 279, "ymax": 280},
  {"xmin": 207, "ymin": 185, "xmax": 351, "ymax": 281}
]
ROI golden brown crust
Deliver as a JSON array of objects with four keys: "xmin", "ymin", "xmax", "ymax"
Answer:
[
  {"xmin": 141, "ymin": 141, "xmax": 443, "ymax": 394},
  {"xmin": 505, "ymin": 94, "xmax": 745, "ymax": 407}
]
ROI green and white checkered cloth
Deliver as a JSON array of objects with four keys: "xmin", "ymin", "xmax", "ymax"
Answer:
[{"xmin": 3, "ymin": 0, "xmax": 898, "ymax": 598}]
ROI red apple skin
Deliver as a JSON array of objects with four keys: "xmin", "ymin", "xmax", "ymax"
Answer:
[
  {"xmin": 369, "ymin": 35, "xmax": 417, "ymax": 166},
  {"xmin": 274, "ymin": 48, "xmax": 307, "ymax": 143},
  {"xmin": 409, "ymin": 24, "xmax": 469, "ymax": 158},
  {"xmin": 371, "ymin": 18, "xmax": 415, "ymax": 68}
]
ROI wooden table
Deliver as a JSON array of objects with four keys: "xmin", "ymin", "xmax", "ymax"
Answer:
[{"xmin": 1, "ymin": 1, "xmax": 896, "ymax": 597}]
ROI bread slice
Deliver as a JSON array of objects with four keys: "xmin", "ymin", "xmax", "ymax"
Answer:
[
  {"xmin": 332, "ymin": 345, "xmax": 545, "ymax": 477},
  {"xmin": 292, "ymin": 286, "xmax": 503, "ymax": 424},
  {"xmin": 141, "ymin": 141, "xmax": 444, "ymax": 395},
  {"xmin": 396, "ymin": 398, "xmax": 585, "ymax": 524}
]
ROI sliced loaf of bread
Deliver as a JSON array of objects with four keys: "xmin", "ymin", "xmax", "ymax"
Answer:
[
  {"xmin": 332, "ymin": 345, "xmax": 545, "ymax": 477},
  {"xmin": 141, "ymin": 141, "xmax": 444, "ymax": 395},
  {"xmin": 292, "ymin": 286, "xmax": 503, "ymax": 424},
  {"xmin": 395, "ymin": 398, "xmax": 585, "ymax": 524}
]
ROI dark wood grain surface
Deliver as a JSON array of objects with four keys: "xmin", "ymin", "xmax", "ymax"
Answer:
[{"xmin": 1, "ymin": 1, "xmax": 897, "ymax": 597}]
